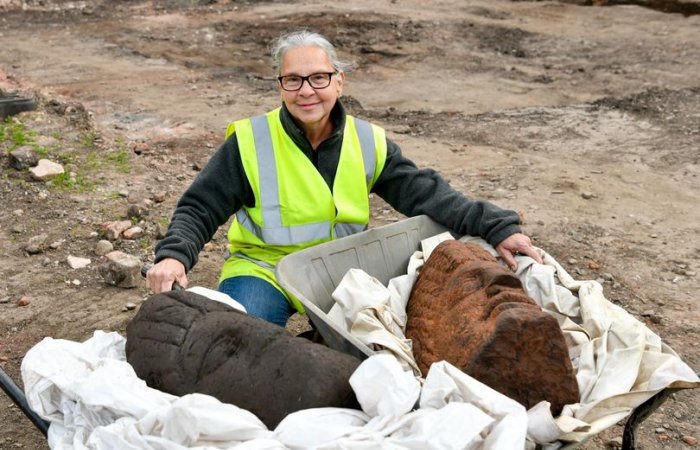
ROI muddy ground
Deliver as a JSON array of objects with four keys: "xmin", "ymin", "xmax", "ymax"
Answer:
[{"xmin": 0, "ymin": 0, "xmax": 698, "ymax": 449}]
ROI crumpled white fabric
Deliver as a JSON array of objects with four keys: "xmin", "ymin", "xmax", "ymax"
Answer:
[
  {"xmin": 20, "ymin": 234, "xmax": 699, "ymax": 449},
  {"xmin": 329, "ymin": 233, "xmax": 698, "ymax": 447},
  {"xmin": 22, "ymin": 332, "xmax": 526, "ymax": 449}
]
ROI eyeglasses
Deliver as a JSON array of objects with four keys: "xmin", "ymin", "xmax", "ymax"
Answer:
[{"xmin": 277, "ymin": 72, "xmax": 337, "ymax": 91}]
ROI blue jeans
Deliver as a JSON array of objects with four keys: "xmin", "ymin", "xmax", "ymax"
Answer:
[{"xmin": 218, "ymin": 276, "xmax": 295, "ymax": 327}]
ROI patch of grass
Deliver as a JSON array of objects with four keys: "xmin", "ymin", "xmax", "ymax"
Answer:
[
  {"xmin": 2, "ymin": 117, "xmax": 36, "ymax": 150},
  {"xmin": 81, "ymin": 130, "xmax": 98, "ymax": 148},
  {"xmin": 138, "ymin": 237, "xmax": 150, "ymax": 249},
  {"xmin": 57, "ymin": 153, "xmax": 78, "ymax": 166},
  {"xmin": 48, "ymin": 171, "xmax": 94, "ymax": 192},
  {"xmin": 85, "ymin": 151, "xmax": 100, "ymax": 170},
  {"xmin": 31, "ymin": 144, "xmax": 50, "ymax": 158},
  {"xmin": 105, "ymin": 148, "xmax": 131, "ymax": 173}
]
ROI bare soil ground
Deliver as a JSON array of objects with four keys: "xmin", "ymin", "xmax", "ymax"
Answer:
[{"xmin": 0, "ymin": 0, "xmax": 698, "ymax": 449}]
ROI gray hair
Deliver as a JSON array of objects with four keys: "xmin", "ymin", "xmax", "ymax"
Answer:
[{"xmin": 271, "ymin": 30, "xmax": 353, "ymax": 75}]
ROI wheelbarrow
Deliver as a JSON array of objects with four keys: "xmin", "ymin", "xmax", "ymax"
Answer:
[
  {"xmin": 0, "ymin": 361, "xmax": 688, "ymax": 449},
  {"xmin": 275, "ymin": 215, "xmax": 699, "ymax": 449},
  {"xmin": 1, "ymin": 217, "xmax": 696, "ymax": 449}
]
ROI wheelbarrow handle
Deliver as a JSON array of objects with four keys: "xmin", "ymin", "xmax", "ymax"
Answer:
[
  {"xmin": 0, "ymin": 366, "xmax": 49, "ymax": 436},
  {"xmin": 140, "ymin": 264, "xmax": 183, "ymax": 291}
]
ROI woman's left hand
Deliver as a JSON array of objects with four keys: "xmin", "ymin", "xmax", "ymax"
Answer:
[{"xmin": 496, "ymin": 233, "xmax": 543, "ymax": 271}]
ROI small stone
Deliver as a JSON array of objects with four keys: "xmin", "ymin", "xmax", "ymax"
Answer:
[
  {"xmin": 203, "ymin": 242, "xmax": 218, "ymax": 252},
  {"xmin": 25, "ymin": 233, "xmax": 49, "ymax": 254},
  {"xmin": 155, "ymin": 223, "xmax": 168, "ymax": 239},
  {"xmin": 605, "ymin": 436, "xmax": 622, "ymax": 448},
  {"xmin": 684, "ymin": 270, "xmax": 696, "ymax": 277},
  {"xmin": 49, "ymin": 240, "xmax": 63, "ymax": 250},
  {"xmin": 0, "ymin": 297, "xmax": 10, "ymax": 304},
  {"xmin": 11, "ymin": 224, "xmax": 24, "ymax": 234},
  {"xmin": 101, "ymin": 220, "xmax": 132, "ymax": 241},
  {"xmin": 72, "ymin": 279, "xmax": 81, "ymax": 286},
  {"xmin": 390, "ymin": 124, "xmax": 412, "ymax": 134},
  {"xmin": 657, "ymin": 434, "xmax": 670, "ymax": 442},
  {"xmin": 125, "ymin": 302, "xmax": 137, "ymax": 310},
  {"xmin": 673, "ymin": 411, "xmax": 683, "ymax": 419},
  {"xmin": 123, "ymin": 226, "xmax": 145, "ymax": 240},
  {"xmin": 95, "ymin": 240, "xmax": 114, "ymax": 256},
  {"xmin": 99, "ymin": 251, "xmax": 141, "ymax": 288},
  {"xmin": 9, "ymin": 146, "xmax": 39, "ymax": 170},
  {"xmin": 13, "ymin": 209, "xmax": 24, "ymax": 216},
  {"xmin": 17, "ymin": 296, "xmax": 30, "ymax": 307},
  {"xmin": 602, "ymin": 272, "xmax": 614, "ymax": 281},
  {"xmin": 567, "ymin": 258, "xmax": 578, "ymax": 265},
  {"xmin": 67, "ymin": 255, "xmax": 91, "ymax": 269},
  {"xmin": 650, "ymin": 233, "xmax": 658, "ymax": 238},
  {"xmin": 29, "ymin": 159, "xmax": 65, "ymax": 180},
  {"xmin": 581, "ymin": 192, "xmax": 594, "ymax": 199},
  {"xmin": 127, "ymin": 203, "xmax": 149, "ymax": 220},
  {"xmin": 152, "ymin": 191, "xmax": 167, "ymax": 203},
  {"xmin": 588, "ymin": 260, "xmax": 601, "ymax": 270},
  {"xmin": 682, "ymin": 436, "xmax": 697, "ymax": 446}
]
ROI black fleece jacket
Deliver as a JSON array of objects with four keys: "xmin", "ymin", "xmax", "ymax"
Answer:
[{"xmin": 155, "ymin": 101, "xmax": 522, "ymax": 272}]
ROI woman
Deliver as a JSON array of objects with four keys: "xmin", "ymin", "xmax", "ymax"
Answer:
[{"xmin": 147, "ymin": 30, "xmax": 542, "ymax": 327}]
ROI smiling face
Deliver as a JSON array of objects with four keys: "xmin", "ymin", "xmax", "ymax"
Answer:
[{"xmin": 279, "ymin": 45, "xmax": 344, "ymax": 138}]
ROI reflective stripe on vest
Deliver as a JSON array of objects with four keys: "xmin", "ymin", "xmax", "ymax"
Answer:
[{"xmin": 235, "ymin": 113, "xmax": 377, "ymax": 245}]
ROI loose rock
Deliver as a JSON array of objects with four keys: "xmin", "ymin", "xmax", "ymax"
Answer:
[
  {"xmin": 9, "ymin": 146, "xmax": 39, "ymax": 170},
  {"xmin": 30, "ymin": 159, "xmax": 65, "ymax": 180},
  {"xmin": 99, "ymin": 251, "xmax": 141, "ymax": 288},
  {"xmin": 67, "ymin": 255, "xmax": 91, "ymax": 269},
  {"xmin": 17, "ymin": 296, "xmax": 30, "ymax": 307},
  {"xmin": 155, "ymin": 223, "xmax": 168, "ymax": 239},
  {"xmin": 25, "ymin": 233, "xmax": 49, "ymax": 254},
  {"xmin": 126, "ymin": 203, "xmax": 149, "ymax": 220},
  {"xmin": 152, "ymin": 191, "xmax": 166, "ymax": 203},
  {"xmin": 95, "ymin": 240, "xmax": 114, "ymax": 256},
  {"xmin": 682, "ymin": 436, "xmax": 697, "ymax": 446},
  {"xmin": 123, "ymin": 226, "xmax": 145, "ymax": 240},
  {"xmin": 101, "ymin": 220, "xmax": 132, "ymax": 241},
  {"xmin": 605, "ymin": 436, "xmax": 623, "ymax": 448}
]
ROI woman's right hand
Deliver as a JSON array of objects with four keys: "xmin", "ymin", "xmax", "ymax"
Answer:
[{"xmin": 147, "ymin": 258, "xmax": 188, "ymax": 293}]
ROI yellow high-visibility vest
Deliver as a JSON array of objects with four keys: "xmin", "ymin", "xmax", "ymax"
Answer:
[{"xmin": 220, "ymin": 107, "xmax": 387, "ymax": 312}]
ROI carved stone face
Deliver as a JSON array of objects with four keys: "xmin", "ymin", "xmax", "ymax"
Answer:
[
  {"xmin": 406, "ymin": 240, "xmax": 579, "ymax": 416},
  {"xmin": 444, "ymin": 260, "xmax": 535, "ymax": 322}
]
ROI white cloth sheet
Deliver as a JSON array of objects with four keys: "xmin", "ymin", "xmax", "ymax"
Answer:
[{"xmin": 21, "ymin": 234, "xmax": 698, "ymax": 449}]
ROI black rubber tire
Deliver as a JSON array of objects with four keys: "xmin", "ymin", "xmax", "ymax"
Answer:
[{"xmin": 0, "ymin": 96, "xmax": 36, "ymax": 119}]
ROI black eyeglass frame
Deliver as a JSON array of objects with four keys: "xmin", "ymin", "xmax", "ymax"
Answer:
[{"xmin": 277, "ymin": 72, "xmax": 338, "ymax": 92}]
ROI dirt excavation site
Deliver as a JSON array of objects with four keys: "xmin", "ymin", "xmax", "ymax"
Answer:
[{"xmin": 0, "ymin": 0, "xmax": 698, "ymax": 449}]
